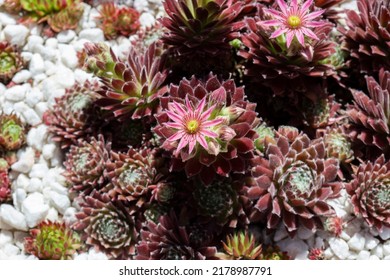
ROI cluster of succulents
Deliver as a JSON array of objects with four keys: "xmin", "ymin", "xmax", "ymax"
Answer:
[
  {"xmin": 26, "ymin": 0, "xmax": 390, "ymax": 260},
  {"xmin": 2, "ymin": 0, "xmax": 84, "ymax": 34}
]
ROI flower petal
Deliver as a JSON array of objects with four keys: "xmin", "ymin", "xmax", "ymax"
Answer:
[
  {"xmin": 286, "ymin": 31, "xmax": 294, "ymax": 48},
  {"xmin": 276, "ymin": 0, "xmax": 288, "ymax": 15},
  {"xmin": 270, "ymin": 28, "xmax": 289, "ymax": 39},
  {"xmin": 303, "ymin": 9, "xmax": 325, "ymax": 21},
  {"xmin": 261, "ymin": 19, "xmax": 282, "ymax": 27},
  {"xmin": 301, "ymin": 27, "xmax": 319, "ymax": 41},
  {"xmin": 296, "ymin": 29, "xmax": 305, "ymax": 46},
  {"xmin": 301, "ymin": 0, "xmax": 313, "ymax": 14}
]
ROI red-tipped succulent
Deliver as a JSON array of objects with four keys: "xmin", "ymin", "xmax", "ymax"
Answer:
[
  {"xmin": 0, "ymin": 113, "xmax": 26, "ymax": 151},
  {"xmin": 0, "ymin": 42, "xmax": 24, "ymax": 84},
  {"xmin": 83, "ymin": 42, "xmax": 168, "ymax": 120},
  {"xmin": 154, "ymin": 75, "xmax": 260, "ymax": 184},
  {"xmin": 24, "ymin": 220, "xmax": 81, "ymax": 260},
  {"xmin": 248, "ymin": 133, "xmax": 342, "ymax": 236},
  {"xmin": 339, "ymin": 0, "xmax": 390, "ymax": 74},
  {"xmin": 64, "ymin": 135, "xmax": 110, "ymax": 194},
  {"xmin": 215, "ymin": 231, "xmax": 262, "ymax": 260},
  {"xmin": 239, "ymin": 2, "xmax": 336, "ymax": 96},
  {"xmin": 346, "ymin": 156, "xmax": 390, "ymax": 232},
  {"xmin": 73, "ymin": 191, "xmax": 139, "ymax": 259},
  {"xmin": 346, "ymin": 69, "xmax": 390, "ymax": 157},
  {"xmin": 44, "ymin": 80, "xmax": 101, "ymax": 149},
  {"xmin": 97, "ymin": 2, "xmax": 140, "ymax": 40},
  {"xmin": 136, "ymin": 212, "xmax": 217, "ymax": 260},
  {"xmin": 0, "ymin": 159, "xmax": 10, "ymax": 203}
]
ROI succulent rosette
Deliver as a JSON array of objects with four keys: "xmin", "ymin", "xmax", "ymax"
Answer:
[
  {"xmin": 154, "ymin": 75, "xmax": 259, "ymax": 184},
  {"xmin": 83, "ymin": 42, "xmax": 168, "ymax": 120},
  {"xmin": 215, "ymin": 231, "xmax": 262, "ymax": 260},
  {"xmin": 0, "ymin": 113, "xmax": 26, "ymax": 151},
  {"xmin": 105, "ymin": 148, "xmax": 164, "ymax": 209},
  {"xmin": 44, "ymin": 80, "xmax": 101, "ymax": 149},
  {"xmin": 64, "ymin": 135, "xmax": 110, "ymax": 194},
  {"xmin": 346, "ymin": 69, "xmax": 390, "ymax": 158},
  {"xmin": 160, "ymin": 0, "xmax": 246, "ymax": 61},
  {"xmin": 136, "ymin": 212, "xmax": 217, "ymax": 260},
  {"xmin": 97, "ymin": 2, "xmax": 140, "ymax": 40},
  {"xmin": 318, "ymin": 126, "xmax": 354, "ymax": 164},
  {"xmin": 24, "ymin": 221, "xmax": 81, "ymax": 260},
  {"xmin": 0, "ymin": 42, "xmax": 24, "ymax": 84},
  {"xmin": 247, "ymin": 133, "xmax": 342, "ymax": 236},
  {"xmin": 346, "ymin": 156, "xmax": 390, "ymax": 231},
  {"xmin": 20, "ymin": 0, "xmax": 83, "ymax": 31},
  {"xmin": 239, "ymin": 1, "xmax": 336, "ymax": 96},
  {"xmin": 339, "ymin": 0, "xmax": 390, "ymax": 74},
  {"xmin": 73, "ymin": 191, "xmax": 139, "ymax": 259}
]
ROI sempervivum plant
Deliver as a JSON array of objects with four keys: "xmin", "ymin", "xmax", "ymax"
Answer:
[
  {"xmin": 44, "ymin": 80, "xmax": 101, "ymax": 150},
  {"xmin": 97, "ymin": 2, "xmax": 140, "ymax": 40},
  {"xmin": 83, "ymin": 42, "xmax": 168, "ymax": 120},
  {"xmin": 0, "ymin": 42, "xmax": 23, "ymax": 84},
  {"xmin": 105, "ymin": 148, "xmax": 164, "ymax": 209},
  {"xmin": 192, "ymin": 177, "xmax": 250, "ymax": 227},
  {"xmin": 215, "ymin": 231, "xmax": 262, "ymax": 260},
  {"xmin": 0, "ymin": 113, "xmax": 26, "ymax": 151},
  {"xmin": 339, "ymin": 0, "xmax": 390, "ymax": 74},
  {"xmin": 346, "ymin": 156, "xmax": 390, "ymax": 231},
  {"xmin": 154, "ymin": 75, "xmax": 259, "ymax": 184},
  {"xmin": 64, "ymin": 135, "xmax": 110, "ymax": 194},
  {"xmin": 20, "ymin": 0, "xmax": 83, "ymax": 32},
  {"xmin": 346, "ymin": 69, "xmax": 390, "ymax": 158},
  {"xmin": 240, "ymin": 0, "xmax": 336, "ymax": 95},
  {"xmin": 24, "ymin": 221, "xmax": 81, "ymax": 260},
  {"xmin": 247, "ymin": 133, "xmax": 342, "ymax": 236},
  {"xmin": 136, "ymin": 212, "xmax": 217, "ymax": 260},
  {"xmin": 73, "ymin": 191, "xmax": 139, "ymax": 259},
  {"xmin": 2, "ymin": 0, "xmax": 23, "ymax": 14},
  {"xmin": 160, "ymin": 0, "xmax": 246, "ymax": 74}
]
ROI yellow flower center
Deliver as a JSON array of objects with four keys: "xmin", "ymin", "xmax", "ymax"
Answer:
[
  {"xmin": 287, "ymin": 15, "xmax": 301, "ymax": 29},
  {"xmin": 186, "ymin": 120, "xmax": 200, "ymax": 134}
]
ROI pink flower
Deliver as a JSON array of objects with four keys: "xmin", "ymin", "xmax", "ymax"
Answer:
[
  {"xmin": 165, "ymin": 96, "xmax": 223, "ymax": 157},
  {"xmin": 262, "ymin": 0, "xmax": 326, "ymax": 48}
]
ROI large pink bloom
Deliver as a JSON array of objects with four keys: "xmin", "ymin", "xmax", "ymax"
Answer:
[
  {"xmin": 165, "ymin": 96, "xmax": 223, "ymax": 156},
  {"xmin": 262, "ymin": 0, "xmax": 326, "ymax": 48}
]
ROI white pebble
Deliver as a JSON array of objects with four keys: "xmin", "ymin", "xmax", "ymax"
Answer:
[
  {"xmin": 0, "ymin": 12, "xmax": 16, "ymax": 25},
  {"xmin": 27, "ymin": 35, "xmax": 44, "ymax": 52},
  {"xmin": 11, "ymin": 147, "xmax": 35, "ymax": 174},
  {"xmin": 21, "ymin": 51, "xmax": 33, "ymax": 62},
  {"xmin": 372, "ymin": 245, "xmax": 383, "ymax": 259},
  {"xmin": 59, "ymin": 44, "xmax": 78, "ymax": 69},
  {"xmin": 369, "ymin": 255, "xmax": 380, "ymax": 260},
  {"xmin": 36, "ymin": 45, "xmax": 58, "ymax": 61},
  {"xmin": 45, "ymin": 207, "xmax": 59, "ymax": 222},
  {"xmin": 63, "ymin": 207, "xmax": 78, "ymax": 225},
  {"xmin": 383, "ymin": 242, "xmax": 390, "ymax": 255},
  {"xmin": 278, "ymin": 238, "xmax": 308, "ymax": 259},
  {"xmin": 12, "ymin": 188, "xmax": 27, "ymax": 211},
  {"xmin": 79, "ymin": 28, "xmax": 105, "ymax": 42},
  {"xmin": 32, "ymin": 73, "xmax": 47, "ymax": 83},
  {"xmin": 329, "ymin": 238, "xmax": 350, "ymax": 259},
  {"xmin": 2, "ymin": 244, "xmax": 20, "ymax": 257},
  {"xmin": 3, "ymin": 25, "xmax": 29, "ymax": 47},
  {"xmin": 29, "ymin": 54, "xmax": 45, "ymax": 76},
  {"xmin": 49, "ymin": 191, "xmax": 70, "ymax": 214},
  {"xmin": 29, "ymin": 163, "xmax": 49, "ymax": 179},
  {"xmin": 57, "ymin": 30, "xmax": 76, "ymax": 43},
  {"xmin": 52, "ymin": 66, "xmax": 75, "ymax": 89},
  {"xmin": 379, "ymin": 227, "xmax": 390, "ymax": 240},
  {"xmin": 34, "ymin": 103, "xmax": 48, "ymax": 119},
  {"xmin": 21, "ymin": 192, "xmax": 50, "ymax": 228},
  {"xmin": 4, "ymin": 84, "xmax": 29, "ymax": 102},
  {"xmin": 15, "ymin": 174, "xmax": 30, "ymax": 190},
  {"xmin": 25, "ymin": 87, "xmax": 43, "ymax": 107},
  {"xmin": 347, "ymin": 232, "xmax": 365, "ymax": 252},
  {"xmin": 13, "ymin": 231, "xmax": 29, "ymax": 250},
  {"xmin": 45, "ymin": 38, "xmax": 58, "ymax": 48},
  {"xmin": 0, "ymin": 230, "xmax": 13, "ymax": 247},
  {"xmin": 139, "ymin": 12, "xmax": 155, "ymax": 27},
  {"xmin": 26, "ymin": 178, "xmax": 43, "ymax": 193},
  {"xmin": 49, "ymin": 182, "xmax": 68, "ymax": 196},
  {"xmin": 22, "ymin": 108, "xmax": 41, "ymax": 126},
  {"xmin": 26, "ymin": 125, "xmax": 48, "ymax": 151},
  {"xmin": 12, "ymin": 70, "xmax": 32, "ymax": 84},
  {"xmin": 364, "ymin": 234, "xmax": 379, "ymax": 250},
  {"xmin": 356, "ymin": 250, "xmax": 370, "ymax": 260},
  {"xmin": 42, "ymin": 144, "xmax": 56, "ymax": 160},
  {"xmin": 0, "ymin": 204, "xmax": 28, "ymax": 231}
]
